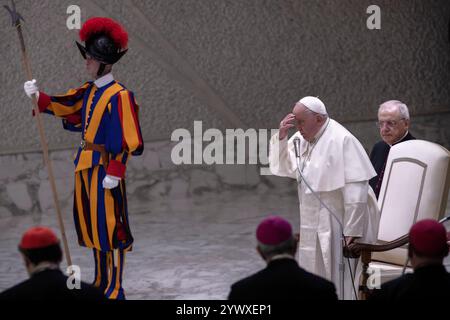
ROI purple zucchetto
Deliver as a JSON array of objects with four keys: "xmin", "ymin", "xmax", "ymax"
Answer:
[
  {"xmin": 409, "ymin": 219, "xmax": 449, "ymax": 258},
  {"xmin": 256, "ymin": 216, "xmax": 293, "ymax": 245}
]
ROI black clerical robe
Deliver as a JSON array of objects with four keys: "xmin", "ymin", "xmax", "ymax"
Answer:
[
  {"xmin": 369, "ymin": 132, "xmax": 415, "ymax": 198},
  {"xmin": 369, "ymin": 264, "xmax": 450, "ymax": 300}
]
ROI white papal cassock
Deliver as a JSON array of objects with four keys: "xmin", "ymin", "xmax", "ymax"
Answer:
[{"xmin": 269, "ymin": 118, "xmax": 380, "ymax": 299}]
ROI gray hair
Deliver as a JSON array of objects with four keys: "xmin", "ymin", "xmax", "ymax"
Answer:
[
  {"xmin": 305, "ymin": 108, "xmax": 329, "ymax": 120},
  {"xmin": 378, "ymin": 100, "xmax": 410, "ymax": 120},
  {"xmin": 257, "ymin": 236, "xmax": 297, "ymax": 260}
]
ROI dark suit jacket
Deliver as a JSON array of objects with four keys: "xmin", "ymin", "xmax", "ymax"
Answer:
[
  {"xmin": 369, "ymin": 132, "xmax": 415, "ymax": 198},
  {"xmin": 369, "ymin": 264, "xmax": 450, "ymax": 301},
  {"xmin": 228, "ymin": 258, "xmax": 338, "ymax": 300},
  {"xmin": 0, "ymin": 269, "xmax": 105, "ymax": 300}
]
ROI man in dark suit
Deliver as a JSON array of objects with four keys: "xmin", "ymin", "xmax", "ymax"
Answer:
[
  {"xmin": 369, "ymin": 219, "xmax": 450, "ymax": 300},
  {"xmin": 369, "ymin": 100, "xmax": 415, "ymax": 198},
  {"xmin": 228, "ymin": 216, "xmax": 338, "ymax": 300},
  {"xmin": 0, "ymin": 226, "xmax": 104, "ymax": 300}
]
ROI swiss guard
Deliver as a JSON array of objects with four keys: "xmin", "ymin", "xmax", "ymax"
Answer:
[{"xmin": 23, "ymin": 17, "xmax": 144, "ymax": 300}]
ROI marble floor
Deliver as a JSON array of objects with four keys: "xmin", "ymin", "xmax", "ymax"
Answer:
[
  {"xmin": 2, "ymin": 185, "xmax": 449, "ymax": 300},
  {"xmin": 0, "ymin": 188, "xmax": 300, "ymax": 299}
]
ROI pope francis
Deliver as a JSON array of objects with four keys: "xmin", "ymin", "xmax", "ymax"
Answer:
[{"xmin": 269, "ymin": 96, "xmax": 380, "ymax": 300}]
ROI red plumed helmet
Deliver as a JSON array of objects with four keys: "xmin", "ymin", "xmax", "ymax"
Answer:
[
  {"xmin": 76, "ymin": 17, "xmax": 129, "ymax": 65},
  {"xmin": 80, "ymin": 17, "xmax": 128, "ymax": 49}
]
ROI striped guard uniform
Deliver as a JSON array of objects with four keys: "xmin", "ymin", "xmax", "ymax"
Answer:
[{"xmin": 37, "ymin": 74, "xmax": 143, "ymax": 299}]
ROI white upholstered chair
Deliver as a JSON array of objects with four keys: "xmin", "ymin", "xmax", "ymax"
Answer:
[{"xmin": 348, "ymin": 140, "xmax": 450, "ymax": 299}]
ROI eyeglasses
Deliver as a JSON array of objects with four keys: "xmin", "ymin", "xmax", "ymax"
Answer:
[{"xmin": 376, "ymin": 119, "xmax": 405, "ymax": 128}]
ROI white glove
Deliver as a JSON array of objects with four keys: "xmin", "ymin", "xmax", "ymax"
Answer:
[
  {"xmin": 24, "ymin": 79, "xmax": 40, "ymax": 99},
  {"xmin": 102, "ymin": 175, "xmax": 120, "ymax": 189}
]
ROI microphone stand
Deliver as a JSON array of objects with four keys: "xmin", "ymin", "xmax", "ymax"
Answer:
[{"xmin": 293, "ymin": 137, "xmax": 358, "ymax": 300}]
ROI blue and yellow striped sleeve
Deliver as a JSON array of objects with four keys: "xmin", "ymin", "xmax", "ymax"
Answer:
[
  {"xmin": 37, "ymin": 82, "xmax": 92, "ymax": 132},
  {"xmin": 38, "ymin": 82, "xmax": 91, "ymax": 117},
  {"xmin": 105, "ymin": 90, "xmax": 144, "ymax": 178}
]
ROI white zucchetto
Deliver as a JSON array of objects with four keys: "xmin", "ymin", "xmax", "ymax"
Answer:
[{"xmin": 298, "ymin": 96, "xmax": 327, "ymax": 115}]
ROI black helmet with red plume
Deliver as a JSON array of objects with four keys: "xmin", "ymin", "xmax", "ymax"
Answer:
[{"xmin": 76, "ymin": 17, "xmax": 128, "ymax": 75}]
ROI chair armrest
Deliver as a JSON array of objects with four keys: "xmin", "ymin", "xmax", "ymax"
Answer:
[{"xmin": 344, "ymin": 234, "xmax": 409, "ymax": 258}]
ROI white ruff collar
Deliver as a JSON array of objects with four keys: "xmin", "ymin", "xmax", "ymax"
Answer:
[{"xmin": 94, "ymin": 73, "xmax": 114, "ymax": 88}]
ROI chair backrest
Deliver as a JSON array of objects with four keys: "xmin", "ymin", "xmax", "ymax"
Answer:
[{"xmin": 372, "ymin": 140, "xmax": 450, "ymax": 265}]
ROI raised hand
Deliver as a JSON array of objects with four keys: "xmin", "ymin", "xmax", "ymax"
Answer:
[{"xmin": 278, "ymin": 113, "xmax": 296, "ymax": 140}]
